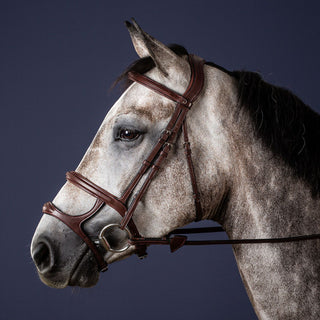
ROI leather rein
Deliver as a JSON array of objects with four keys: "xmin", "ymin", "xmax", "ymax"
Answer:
[{"xmin": 42, "ymin": 54, "xmax": 320, "ymax": 272}]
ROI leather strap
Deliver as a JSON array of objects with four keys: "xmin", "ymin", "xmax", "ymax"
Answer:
[
  {"xmin": 120, "ymin": 55, "xmax": 205, "ymax": 231},
  {"xmin": 66, "ymin": 171, "xmax": 142, "ymax": 239},
  {"xmin": 183, "ymin": 121, "xmax": 203, "ymax": 221},
  {"xmin": 130, "ymin": 226, "xmax": 320, "ymax": 253},
  {"xmin": 128, "ymin": 71, "xmax": 192, "ymax": 107},
  {"xmin": 43, "ymin": 201, "xmax": 108, "ymax": 271},
  {"xmin": 67, "ymin": 171, "xmax": 126, "ymax": 216}
]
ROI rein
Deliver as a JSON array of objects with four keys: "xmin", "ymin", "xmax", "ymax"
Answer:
[
  {"xmin": 42, "ymin": 54, "xmax": 320, "ymax": 272},
  {"xmin": 132, "ymin": 226, "xmax": 320, "ymax": 252}
]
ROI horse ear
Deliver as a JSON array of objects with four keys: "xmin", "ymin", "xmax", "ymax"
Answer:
[{"xmin": 125, "ymin": 18, "xmax": 184, "ymax": 77}]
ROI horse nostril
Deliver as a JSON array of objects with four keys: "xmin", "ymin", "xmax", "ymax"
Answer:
[{"xmin": 32, "ymin": 242, "xmax": 54, "ymax": 274}]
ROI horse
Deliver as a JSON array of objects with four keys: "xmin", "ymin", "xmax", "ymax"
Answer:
[{"xmin": 31, "ymin": 19, "xmax": 320, "ymax": 319}]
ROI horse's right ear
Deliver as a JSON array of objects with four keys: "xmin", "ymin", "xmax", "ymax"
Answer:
[{"xmin": 125, "ymin": 18, "xmax": 186, "ymax": 77}]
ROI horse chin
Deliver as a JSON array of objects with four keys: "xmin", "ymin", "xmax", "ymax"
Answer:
[
  {"xmin": 38, "ymin": 274, "xmax": 69, "ymax": 289},
  {"xmin": 106, "ymin": 246, "xmax": 137, "ymax": 264},
  {"xmin": 68, "ymin": 250, "xmax": 100, "ymax": 288},
  {"xmin": 37, "ymin": 249, "xmax": 100, "ymax": 288}
]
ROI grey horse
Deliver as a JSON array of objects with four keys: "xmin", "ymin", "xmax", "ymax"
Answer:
[{"xmin": 31, "ymin": 20, "xmax": 320, "ymax": 319}]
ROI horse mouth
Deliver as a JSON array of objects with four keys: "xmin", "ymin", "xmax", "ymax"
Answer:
[{"xmin": 69, "ymin": 249, "xmax": 101, "ymax": 287}]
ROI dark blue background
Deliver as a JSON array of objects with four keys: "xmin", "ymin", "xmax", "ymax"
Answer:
[{"xmin": 1, "ymin": 1, "xmax": 320, "ymax": 319}]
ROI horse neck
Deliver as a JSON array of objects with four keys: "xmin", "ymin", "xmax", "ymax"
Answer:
[
  {"xmin": 200, "ymin": 65, "xmax": 320, "ymax": 235},
  {"xmin": 213, "ymin": 91, "xmax": 320, "ymax": 244},
  {"xmin": 220, "ymin": 107, "xmax": 320, "ymax": 319},
  {"xmin": 224, "ymin": 141, "xmax": 320, "ymax": 239}
]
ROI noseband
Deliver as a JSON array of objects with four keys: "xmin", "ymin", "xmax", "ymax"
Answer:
[{"xmin": 43, "ymin": 54, "xmax": 320, "ymax": 272}]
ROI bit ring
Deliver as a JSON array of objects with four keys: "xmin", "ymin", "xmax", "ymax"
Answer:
[{"xmin": 99, "ymin": 224, "xmax": 132, "ymax": 253}]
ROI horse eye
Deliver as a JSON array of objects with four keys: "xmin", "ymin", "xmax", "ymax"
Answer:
[{"xmin": 118, "ymin": 128, "xmax": 140, "ymax": 141}]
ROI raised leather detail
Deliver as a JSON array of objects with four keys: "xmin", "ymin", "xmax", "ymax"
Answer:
[
  {"xmin": 67, "ymin": 171, "xmax": 127, "ymax": 215},
  {"xmin": 43, "ymin": 201, "xmax": 108, "ymax": 271}
]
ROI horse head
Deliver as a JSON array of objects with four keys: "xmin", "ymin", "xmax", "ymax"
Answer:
[{"xmin": 31, "ymin": 20, "xmax": 233, "ymax": 288}]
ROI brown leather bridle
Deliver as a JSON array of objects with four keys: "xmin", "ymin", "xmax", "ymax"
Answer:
[
  {"xmin": 42, "ymin": 54, "xmax": 320, "ymax": 272},
  {"xmin": 43, "ymin": 54, "xmax": 205, "ymax": 271}
]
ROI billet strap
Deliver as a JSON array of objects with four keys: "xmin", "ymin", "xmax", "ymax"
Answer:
[{"xmin": 183, "ymin": 121, "xmax": 203, "ymax": 221}]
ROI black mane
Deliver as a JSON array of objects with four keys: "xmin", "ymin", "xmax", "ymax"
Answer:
[
  {"xmin": 116, "ymin": 45, "xmax": 320, "ymax": 195},
  {"xmin": 233, "ymin": 71, "xmax": 320, "ymax": 196}
]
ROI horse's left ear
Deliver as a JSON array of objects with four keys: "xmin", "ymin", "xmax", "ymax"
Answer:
[{"xmin": 125, "ymin": 18, "xmax": 187, "ymax": 77}]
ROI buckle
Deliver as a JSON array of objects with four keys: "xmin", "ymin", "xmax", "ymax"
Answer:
[
  {"xmin": 99, "ymin": 224, "xmax": 132, "ymax": 253},
  {"xmin": 160, "ymin": 129, "xmax": 172, "ymax": 140},
  {"xmin": 164, "ymin": 142, "xmax": 173, "ymax": 149},
  {"xmin": 180, "ymin": 98, "xmax": 192, "ymax": 108}
]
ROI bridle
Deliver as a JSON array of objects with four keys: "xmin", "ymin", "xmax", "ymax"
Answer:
[
  {"xmin": 43, "ymin": 54, "xmax": 205, "ymax": 271},
  {"xmin": 42, "ymin": 54, "xmax": 320, "ymax": 272}
]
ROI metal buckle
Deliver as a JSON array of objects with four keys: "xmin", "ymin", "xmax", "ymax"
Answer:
[
  {"xmin": 159, "ymin": 129, "xmax": 172, "ymax": 141},
  {"xmin": 164, "ymin": 142, "xmax": 173, "ymax": 148},
  {"xmin": 99, "ymin": 224, "xmax": 132, "ymax": 253}
]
